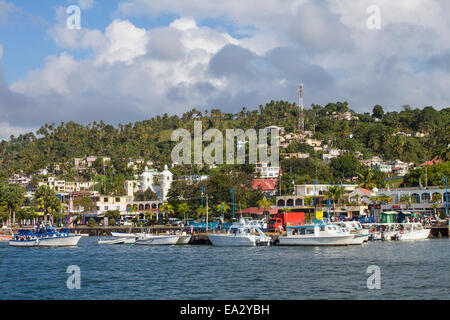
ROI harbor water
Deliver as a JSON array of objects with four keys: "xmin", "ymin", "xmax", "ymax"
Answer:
[{"xmin": 0, "ymin": 237, "xmax": 448, "ymax": 300}]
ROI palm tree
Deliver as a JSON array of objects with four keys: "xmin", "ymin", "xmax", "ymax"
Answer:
[
  {"xmin": 324, "ymin": 186, "xmax": 346, "ymax": 218},
  {"xmin": 358, "ymin": 167, "xmax": 375, "ymax": 189},
  {"xmin": 400, "ymin": 195, "xmax": 412, "ymax": 208},
  {"xmin": 177, "ymin": 202, "xmax": 190, "ymax": 223},
  {"xmin": 160, "ymin": 203, "xmax": 174, "ymax": 219},
  {"xmin": 2, "ymin": 184, "xmax": 24, "ymax": 225},
  {"xmin": 215, "ymin": 202, "xmax": 231, "ymax": 220},
  {"xmin": 196, "ymin": 206, "xmax": 206, "ymax": 221}
]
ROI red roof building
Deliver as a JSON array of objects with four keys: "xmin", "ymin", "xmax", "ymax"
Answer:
[{"xmin": 252, "ymin": 178, "xmax": 278, "ymax": 197}]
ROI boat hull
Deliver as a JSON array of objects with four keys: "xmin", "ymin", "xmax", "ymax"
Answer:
[
  {"xmin": 279, "ymin": 234, "xmax": 355, "ymax": 246},
  {"xmin": 135, "ymin": 235, "xmax": 180, "ymax": 245},
  {"xmin": 176, "ymin": 235, "xmax": 192, "ymax": 245},
  {"xmin": 98, "ymin": 237, "xmax": 136, "ymax": 245},
  {"xmin": 9, "ymin": 235, "xmax": 82, "ymax": 247},
  {"xmin": 208, "ymin": 234, "xmax": 256, "ymax": 247},
  {"xmin": 111, "ymin": 232, "xmax": 137, "ymax": 238},
  {"xmin": 398, "ymin": 229, "xmax": 430, "ymax": 240}
]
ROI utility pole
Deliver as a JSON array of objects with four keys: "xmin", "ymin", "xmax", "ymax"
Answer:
[
  {"xmin": 230, "ymin": 188, "xmax": 235, "ymax": 219},
  {"xmin": 206, "ymin": 194, "xmax": 209, "ymax": 232},
  {"xmin": 444, "ymin": 177, "xmax": 448, "ymax": 217}
]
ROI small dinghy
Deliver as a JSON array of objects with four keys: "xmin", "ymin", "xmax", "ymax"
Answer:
[{"xmin": 98, "ymin": 237, "xmax": 136, "ymax": 245}]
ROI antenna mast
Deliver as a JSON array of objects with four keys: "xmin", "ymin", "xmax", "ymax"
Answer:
[{"xmin": 298, "ymin": 83, "xmax": 304, "ymax": 132}]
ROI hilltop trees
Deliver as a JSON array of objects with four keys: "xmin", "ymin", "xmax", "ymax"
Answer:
[{"xmin": 0, "ymin": 183, "xmax": 24, "ymax": 225}]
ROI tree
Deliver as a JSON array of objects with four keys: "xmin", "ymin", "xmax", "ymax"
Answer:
[
  {"xmin": 177, "ymin": 202, "xmax": 190, "ymax": 222},
  {"xmin": 0, "ymin": 184, "xmax": 24, "ymax": 225},
  {"xmin": 160, "ymin": 203, "xmax": 174, "ymax": 218},
  {"xmin": 324, "ymin": 186, "xmax": 346, "ymax": 217},
  {"xmin": 303, "ymin": 196, "xmax": 313, "ymax": 206},
  {"xmin": 34, "ymin": 186, "xmax": 62, "ymax": 223},
  {"xmin": 400, "ymin": 195, "xmax": 412, "ymax": 208},
  {"xmin": 256, "ymin": 198, "xmax": 272, "ymax": 215},
  {"xmin": 358, "ymin": 167, "xmax": 375, "ymax": 189},
  {"xmin": 215, "ymin": 202, "xmax": 231, "ymax": 220},
  {"xmin": 372, "ymin": 105, "xmax": 384, "ymax": 119},
  {"xmin": 196, "ymin": 206, "xmax": 206, "ymax": 221}
]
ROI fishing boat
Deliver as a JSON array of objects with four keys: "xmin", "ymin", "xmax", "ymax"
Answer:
[
  {"xmin": 278, "ymin": 223, "xmax": 355, "ymax": 246},
  {"xmin": 208, "ymin": 226, "xmax": 270, "ymax": 247},
  {"xmin": 0, "ymin": 226, "xmax": 13, "ymax": 242},
  {"xmin": 9, "ymin": 227, "xmax": 81, "ymax": 247},
  {"xmin": 135, "ymin": 233, "xmax": 181, "ymax": 245},
  {"xmin": 397, "ymin": 223, "xmax": 430, "ymax": 240},
  {"xmin": 98, "ymin": 237, "xmax": 136, "ymax": 245}
]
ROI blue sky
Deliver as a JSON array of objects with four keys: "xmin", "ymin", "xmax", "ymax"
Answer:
[{"xmin": 0, "ymin": 0, "xmax": 449, "ymax": 139}]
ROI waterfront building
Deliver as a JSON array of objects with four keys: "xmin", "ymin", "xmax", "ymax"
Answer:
[
  {"xmin": 348, "ymin": 188, "xmax": 375, "ymax": 204},
  {"xmin": 92, "ymin": 195, "xmax": 132, "ymax": 215},
  {"xmin": 375, "ymin": 186, "xmax": 449, "ymax": 214}
]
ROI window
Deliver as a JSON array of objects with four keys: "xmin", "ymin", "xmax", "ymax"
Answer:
[
  {"xmin": 116, "ymin": 206, "xmax": 120, "ymax": 210},
  {"xmin": 104, "ymin": 198, "xmax": 108, "ymax": 202},
  {"xmin": 306, "ymin": 228, "xmax": 314, "ymax": 234},
  {"xmin": 115, "ymin": 197, "xmax": 120, "ymax": 202}
]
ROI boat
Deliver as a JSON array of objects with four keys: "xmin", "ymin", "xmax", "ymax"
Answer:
[
  {"xmin": 176, "ymin": 232, "xmax": 192, "ymax": 245},
  {"xmin": 397, "ymin": 223, "xmax": 430, "ymax": 240},
  {"xmin": 135, "ymin": 233, "xmax": 181, "ymax": 245},
  {"xmin": 9, "ymin": 227, "xmax": 81, "ymax": 247},
  {"xmin": 278, "ymin": 223, "xmax": 356, "ymax": 246},
  {"xmin": 98, "ymin": 237, "xmax": 136, "ymax": 245},
  {"xmin": 338, "ymin": 226, "xmax": 367, "ymax": 245},
  {"xmin": 336, "ymin": 221, "xmax": 370, "ymax": 243},
  {"xmin": 208, "ymin": 226, "xmax": 270, "ymax": 247},
  {"xmin": 111, "ymin": 231, "xmax": 138, "ymax": 238},
  {"xmin": 0, "ymin": 226, "xmax": 13, "ymax": 242}
]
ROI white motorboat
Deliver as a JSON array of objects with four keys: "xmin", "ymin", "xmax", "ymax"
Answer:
[
  {"xmin": 176, "ymin": 232, "xmax": 192, "ymax": 244},
  {"xmin": 278, "ymin": 224, "xmax": 355, "ymax": 246},
  {"xmin": 208, "ymin": 226, "xmax": 270, "ymax": 247},
  {"xmin": 9, "ymin": 227, "xmax": 81, "ymax": 247},
  {"xmin": 397, "ymin": 223, "xmax": 430, "ymax": 240},
  {"xmin": 111, "ymin": 232, "xmax": 138, "ymax": 238},
  {"xmin": 336, "ymin": 221, "xmax": 370, "ymax": 243},
  {"xmin": 339, "ymin": 227, "xmax": 367, "ymax": 245},
  {"xmin": 135, "ymin": 233, "xmax": 181, "ymax": 245},
  {"xmin": 98, "ymin": 237, "xmax": 136, "ymax": 245}
]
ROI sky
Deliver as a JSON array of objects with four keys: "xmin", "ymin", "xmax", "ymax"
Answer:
[{"xmin": 0, "ymin": 0, "xmax": 450, "ymax": 140}]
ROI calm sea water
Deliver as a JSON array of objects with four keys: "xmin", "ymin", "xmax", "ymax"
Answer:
[{"xmin": 0, "ymin": 237, "xmax": 448, "ymax": 300}]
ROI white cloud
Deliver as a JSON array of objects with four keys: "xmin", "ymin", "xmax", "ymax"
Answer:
[
  {"xmin": 77, "ymin": 0, "xmax": 95, "ymax": 10},
  {"xmin": 95, "ymin": 19, "xmax": 148, "ymax": 65},
  {"xmin": 3, "ymin": 1, "xmax": 450, "ymax": 139}
]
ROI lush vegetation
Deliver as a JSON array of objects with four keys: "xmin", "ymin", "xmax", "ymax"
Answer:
[{"xmin": 0, "ymin": 101, "xmax": 448, "ymax": 199}]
